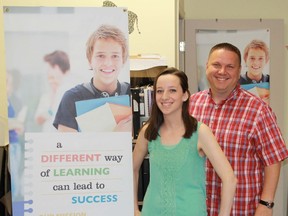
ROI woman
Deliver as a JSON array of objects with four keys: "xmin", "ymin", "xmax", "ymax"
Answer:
[{"xmin": 133, "ymin": 67, "xmax": 237, "ymax": 216}]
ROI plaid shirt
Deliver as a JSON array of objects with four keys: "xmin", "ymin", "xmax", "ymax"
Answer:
[{"xmin": 189, "ymin": 85, "xmax": 288, "ymax": 216}]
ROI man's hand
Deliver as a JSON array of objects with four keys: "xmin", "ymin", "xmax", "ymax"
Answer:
[{"xmin": 254, "ymin": 204, "xmax": 273, "ymax": 216}]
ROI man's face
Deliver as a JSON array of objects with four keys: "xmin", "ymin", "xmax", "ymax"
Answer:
[
  {"xmin": 47, "ymin": 63, "xmax": 63, "ymax": 91},
  {"xmin": 246, "ymin": 48, "xmax": 267, "ymax": 77},
  {"xmin": 206, "ymin": 49, "xmax": 241, "ymax": 99},
  {"xmin": 89, "ymin": 38, "xmax": 124, "ymax": 85}
]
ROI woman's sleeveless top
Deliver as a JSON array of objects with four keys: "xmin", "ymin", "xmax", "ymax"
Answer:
[{"xmin": 141, "ymin": 122, "xmax": 207, "ymax": 216}]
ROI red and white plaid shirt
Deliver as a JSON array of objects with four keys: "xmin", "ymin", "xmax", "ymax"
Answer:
[{"xmin": 189, "ymin": 85, "xmax": 288, "ymax": 216}]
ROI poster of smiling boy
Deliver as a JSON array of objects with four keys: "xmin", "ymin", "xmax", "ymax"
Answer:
[{"xmin": 3, "ymin": 6, "xmax": 133, "ymax": 216}]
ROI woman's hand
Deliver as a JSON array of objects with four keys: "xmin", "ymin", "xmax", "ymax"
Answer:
[{"xmin": 134, "ymin": 209, "xmax": 141, "ymax": 216}]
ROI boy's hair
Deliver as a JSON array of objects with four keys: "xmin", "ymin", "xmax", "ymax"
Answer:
[{"xmin": 86, "ymin": 24, "xmax": 128, "ymax": 64}]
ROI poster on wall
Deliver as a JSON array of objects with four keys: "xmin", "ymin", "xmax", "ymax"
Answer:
[
  {"xmin": 3, "ymin": 6, "xmax": 133, "ymax": 215},
  {"xmin": 196, "ymin": 29, "xmax": 270, "ymax": 104}
]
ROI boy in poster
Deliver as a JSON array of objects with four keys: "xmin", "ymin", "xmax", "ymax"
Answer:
[
  {"xmin": 239, "ymin": 39, "xmax": 270, "ymax": 103},
  {"xmin": 53, "ymin": 24, "xmax": 131, "ymax": 132}
]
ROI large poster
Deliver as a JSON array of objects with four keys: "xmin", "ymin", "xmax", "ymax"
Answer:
[{"xmin": 4, "ymin": 6, "xmax": 133, "ymax": 215}]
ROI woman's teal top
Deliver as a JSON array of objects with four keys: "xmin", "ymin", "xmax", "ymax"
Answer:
[{"xmin": 141, "ymin": 122, "xmax": 207, "ymax": 216}]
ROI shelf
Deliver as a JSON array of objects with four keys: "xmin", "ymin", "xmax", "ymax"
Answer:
[
  {"xmin": 130, "ymin": 65, "xmax": 167, "ymax": 87},
  {"xmin": 130, "ymin": 55, "xmax": 167, "ymax": 71},
  {"xmin": 131, "ymin": 66, "xmax": 167, "ymax": 78}
]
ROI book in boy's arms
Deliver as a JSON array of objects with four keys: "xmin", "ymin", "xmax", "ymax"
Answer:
[
  {"xmin": 75, "ymin": 95, "xmax": 131, "ymax": 132},
  {"xmin": 108, "ymin": 103, "xmax": 132, "ymax": 123},
  {"xmin": 75, "ymin": 95, "xmax": 130, "ymax": 116}
]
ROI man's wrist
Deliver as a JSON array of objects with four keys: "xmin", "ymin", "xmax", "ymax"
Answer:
[{"xmin": 259, "ymin": 199, "xmax": 274, "ymax": 209}]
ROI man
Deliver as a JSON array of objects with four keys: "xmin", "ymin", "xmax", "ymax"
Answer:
[
  {"xmin": 35, "ymin": 50, "xmax": 76, "ymax": 131},
  {"xmin": 189, "ymin": 42, "xmax": 288, "ymax": 216}
]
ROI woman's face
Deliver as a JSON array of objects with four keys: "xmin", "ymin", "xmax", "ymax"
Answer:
[
  {"xmin": 155, "ymin": 74, "xmax": 187, "ymax": 115},
  {"xmin": 89, "ymin": 38, "xmax": 124, "ymax": 86}
]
